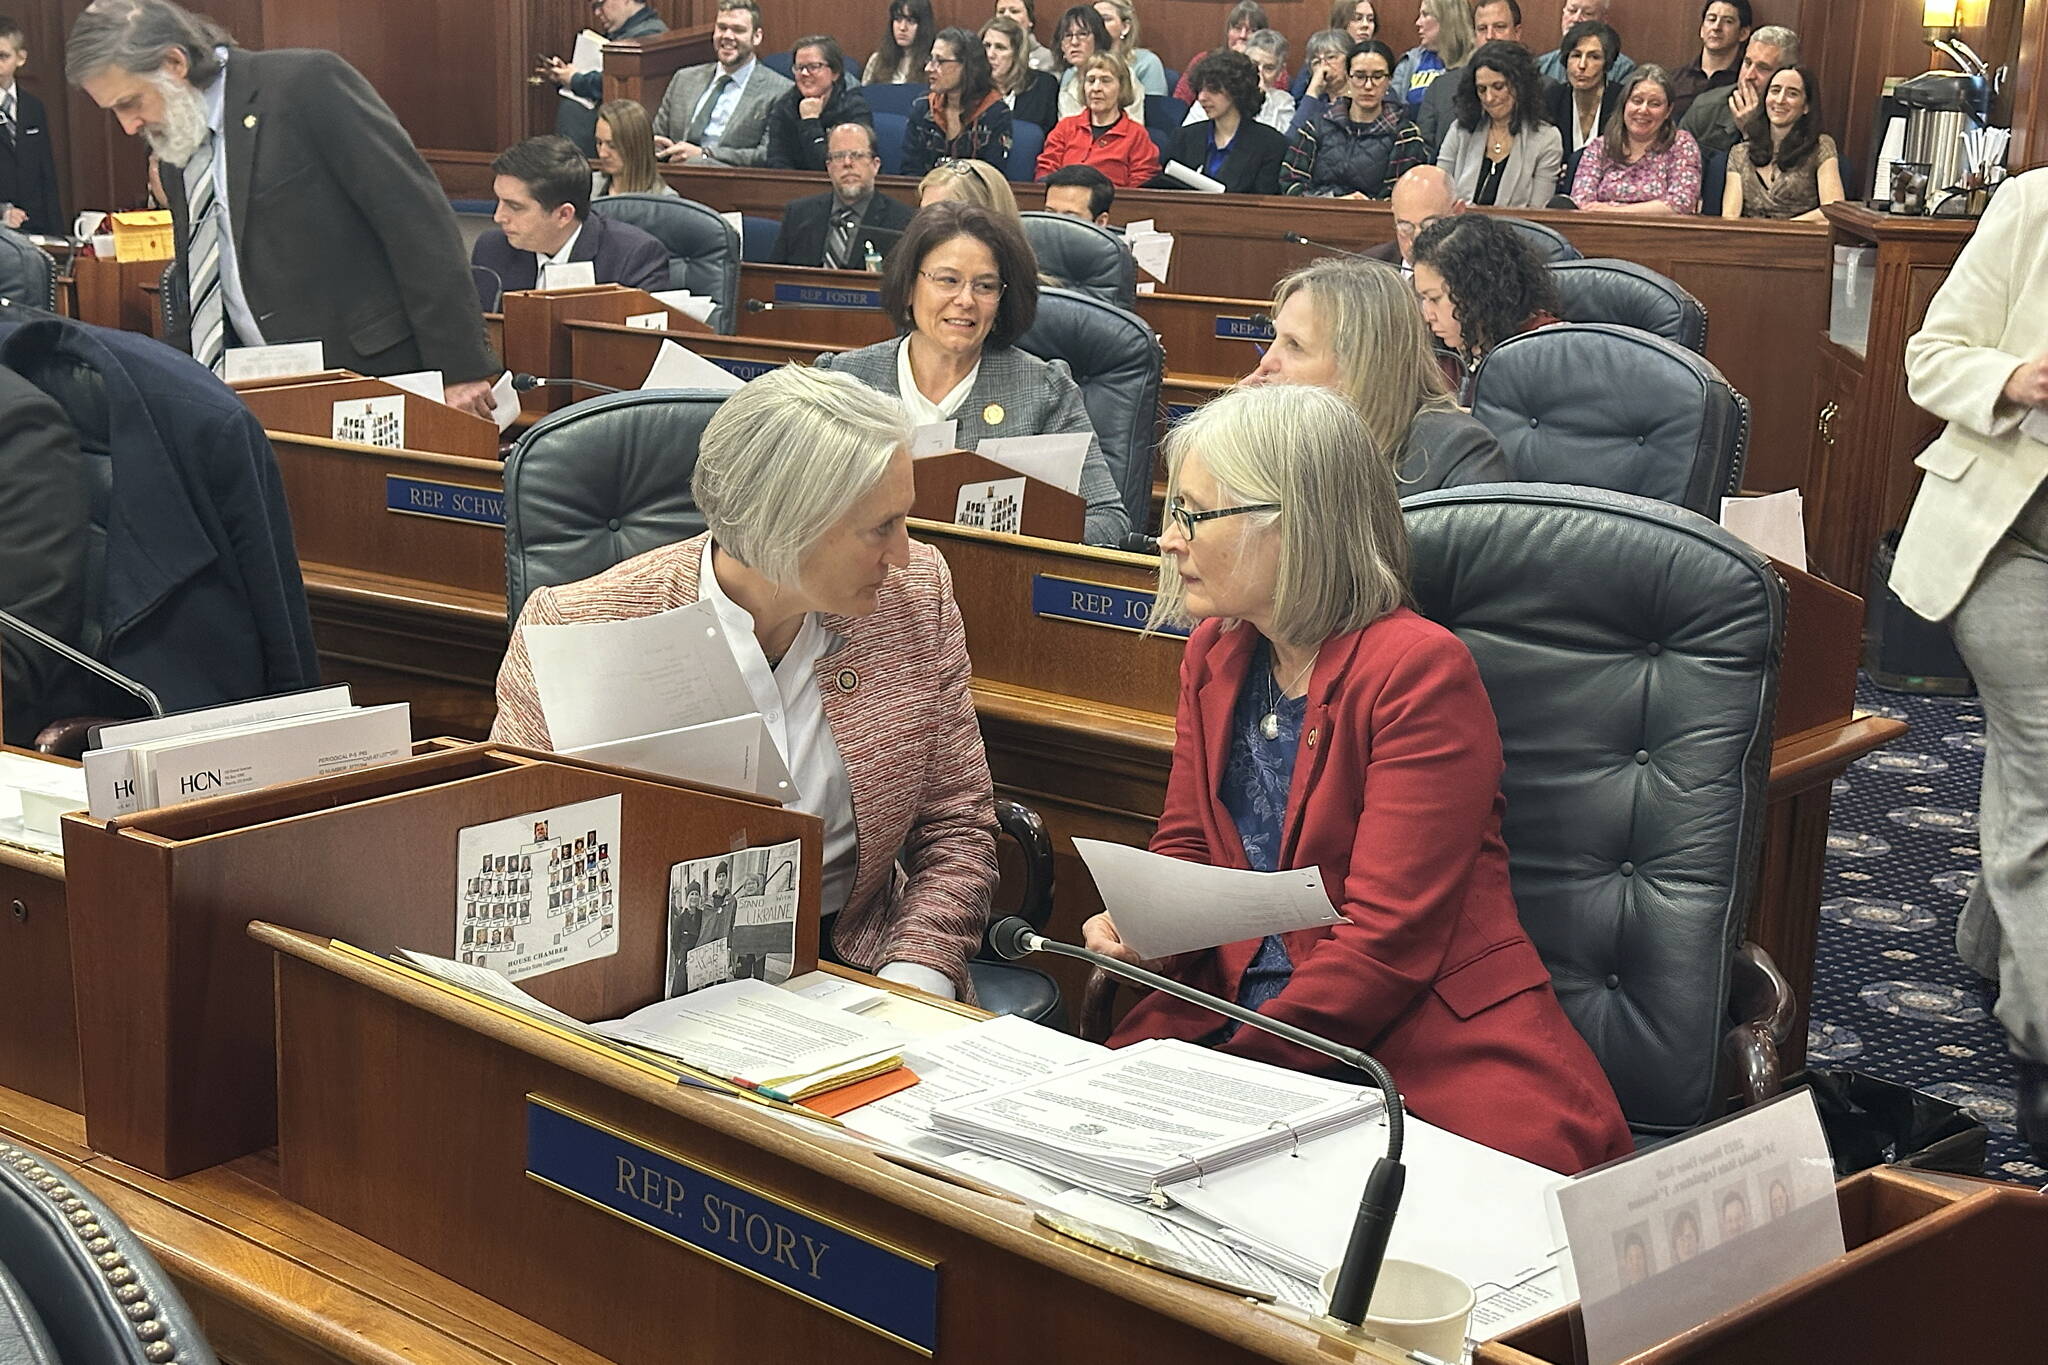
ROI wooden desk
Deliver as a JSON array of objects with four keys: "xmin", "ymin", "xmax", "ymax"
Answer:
[
  {"xmin": 67, "ymin": 254, "xmax": 168, "ymax": 334},
  {"xmin": 0, "ymin": 754, "xmax": 79, "ymax": 1113}
]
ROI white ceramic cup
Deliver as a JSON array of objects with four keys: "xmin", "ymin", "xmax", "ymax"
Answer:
[{"xmin": 1318, "ymin": 1258, "xmax": 1476, "ymax": 1361}]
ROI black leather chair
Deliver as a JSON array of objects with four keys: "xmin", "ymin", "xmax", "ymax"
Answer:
[
  {"xmin": 1550, "ymin": 258, "xmax": 1708, "ymax": 353},
  {"xmin": 1015, "ymin": 287, "xmax": 1163, "ymax": 534},
  {"xmin": 1401, "ymin": 485, "xmax": 1791, "ymax": 1141},
  {"xmin": 502, "ymin": 391, "xmax": 1066, "ymax": 1023},
  {"xmin": 0, "ymin": 228, "xmax": 55, "ymax": 310},
  {"xmin": 1470, "ymin": 321, "xmax": 1748, "ymax": 516},
  {"xmin": 0, "ymin": 1138, "xmax": 220, "ymax": 1363},
  {"xmin": 588, "ymin": 194, "xmax": 742, "ymax": 333},
  {"xmin": 1495, "ymin": 214, "xmax": 1581, "ymax": 263},
  {"xmin": 1019, "ymin": 211, "xmax": 1137, "ymax": 309}
]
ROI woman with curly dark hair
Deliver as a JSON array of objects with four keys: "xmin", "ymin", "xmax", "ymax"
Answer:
[
  {"xmin": 902, "ymin": 27, "xmax": 1014, "ymax": 175},
  {"xmin": 1721, "ymin": 64, "xmax": 1842, "ymax": 221},
  {"xmin": 1410, "ymin": 213, "xmax": 1561, "ymax": 401},
  {"xmin": 1149, "ymin": 48, "xmax": 1287, "ymax": 193},
  {"xmin": 1282, "ymin": 38, "xmax": 1427, "ymax": 198},
  {"xmin": 1435, "ymin": 40, "xmax": 1560, "ymax": 208},
  {"xmin": 864, "ymin": 0, "xmax": 936, "ymax": 84}
]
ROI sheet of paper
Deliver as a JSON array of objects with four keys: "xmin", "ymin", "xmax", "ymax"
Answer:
[
  {"xmin": 569, "ymin": 28, "xmax": 605, "ymax": 73},
  {"xmin": 1072, "ymin": 838, "xmax": 1343, "ymax": 960},
  {"xmin": 1162, "ymin": 161, "xmax": 1226, "ymax": 194},
  {"xmin": 842, "ymin": 1014, "xmax": 1105, "ymax": 1156},
  {"xmin": 975, "ymin": 431, "xmax": 1087, "ymax": 494},
  {"xmin": 223, "ymin": 341, "xmax": 326, "ymax": 382},
  {"xmin": 1127, "ymin": 228, "xmax": 1175, "ymax": 282},
  {"xmin": 1125, "ymin": 218, "xmax": 1154, "ymax": 236},
  {"xmin": 666, "ymin": 839, "xmax": 804, "ymax": 996},
  {"xmin": 0, "ymin": 753, "xmax": 86, "ymax": 856},
  {"xmin": 380, "ymin": 370, "xmax": 445, "ymax": 405},
  {"xmin": 489, "ymin": 370, "xmax": 521, "ymax": 432},
  {"xmin": 642, "ymin": 338, "xmax": 744, "ymax": 392},
  {"xmin": 593, "ymin": 977, "xmax": 904, "ymax": 1084},
  {"xmin": 332, "ymin": 393, "xmax": 406, "ymax": 449},
  {"xmin": 954, "ymin": 476, "xmax": 1025, "ymax": 534},
  {"xmin": 625, "ymin": 311, "xmax": 668, "ymax": 330},
  {"xmin": 1720, "ymin": 489, "xmax": 1807, "ymax": 572},
  {"xmin": 782, "ymin": 973, "xmax": 888, "ymax": 1013},
  {"xmin": 909, "ymin": 420, "xmax": 957, "ymax": 457},
  {"xmin": 456, "ymin": 794, "xmax": 621, "ymax": 983},
  {"xmin": 1038, "ymin": 1186, "xmax": 1322, "ymax": 1307},
  {"xmin": 1553, "ymin": 1089, "xmax": 1843, "ymax": 1365},
  {"xmin": 522, "ymin": 598, "xmax": 757, "ymax": 751},
  {"xmin": 82, "ymin": 686, "xmax": 355, "ymax": 820},
  {"xmin": 560, "ymin": 712, "xmax": 795, "ymax": 801},
  {"xmin": 651, "ymin": 290, "xmax": 718, "ymax": 324},
  {"xmin": 539, "ymin": 260, "xmax": 597, "ymax": 291},
  {"xmin": 720, "ymin": 210, "xmax": 744, "ymax": 236},
  {"xmin": 395, "ymin": 949, "xmax": 590, "ymax": 1029}
]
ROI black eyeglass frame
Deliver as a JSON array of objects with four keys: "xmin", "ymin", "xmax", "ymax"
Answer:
[{"xmin": 1165, "ymin": 496, "xmax": 1281, "ymax": 539}]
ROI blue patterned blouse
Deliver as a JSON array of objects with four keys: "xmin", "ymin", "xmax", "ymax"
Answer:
[{"xmin": 1219, "ymin": 641, "xmax": 1307, "ymax": 1024}]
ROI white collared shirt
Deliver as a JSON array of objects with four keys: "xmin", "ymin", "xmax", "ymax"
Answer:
[
  {"xmin": 894, "ymin": 335, "xmax": 979, "ymax": 426},
  {"xmin": 536, "ymin": 222, "xmax": 584, "ymax": 273},
  {"xmin": 201, "ymin": 48, "xmax": 265, "ymax": 347},
  {"xmin": 698, "ymin": 541, "xmax": 955, "ymax": 999},
  {"xmin": 695, "ymin": 57, "xmax": 755, "ymax": 147}
]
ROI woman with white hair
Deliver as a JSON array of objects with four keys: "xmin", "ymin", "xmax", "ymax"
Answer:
[
  {"xmin": 491, "ymin": 366, "xmax": 1000, "ymax": 1001},
  {"xmin": 1081, "ymin": 385, "xmax": 1629, "ymax": 1174}
]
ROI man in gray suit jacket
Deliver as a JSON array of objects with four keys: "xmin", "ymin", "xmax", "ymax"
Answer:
[
  {"xmin": 652, "ymin": 2, "xmax": 792, "ymax": 169},
  {"xmin": 66, "ymin": 0, "xmax": 497, "ymax": 416}
]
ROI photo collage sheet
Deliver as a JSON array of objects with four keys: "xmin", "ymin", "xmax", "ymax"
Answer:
[{"xmin": 454, "ymin": 794, "xmax": 623, "ymax": 982}]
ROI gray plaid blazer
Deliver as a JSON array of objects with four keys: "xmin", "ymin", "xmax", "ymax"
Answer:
[{"xmin": 651, "ymin": 60, "xmax": 793, "ymax": 168}]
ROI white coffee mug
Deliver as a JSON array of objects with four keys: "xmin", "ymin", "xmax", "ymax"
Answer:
[{"xmin": 1319, "ymin": 1258, "xmax": 1475, "ymax": 1361}]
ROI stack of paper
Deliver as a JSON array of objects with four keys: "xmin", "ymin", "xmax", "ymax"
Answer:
[
  {"xmin": 557, "ymin": 28, "xmax": 606, "ymax": 110},
  {"xmin": 1122, "ymin": 218, "xmax": 1176, "ymax": 283},
  {"xmin": 80, "ymin": 687, "xmax": 410, "ymax": 819},
  {"xmin": 0, "ymin": 753, "xmax": 87, "ymax": 855},
  {"xmin": 842, "ymin": 1013, "xmax": 1106, "ymax": 1159},
  {"xmin": 926, "ymin": 1037, "xmax": 1381, "ymax": 1200}
]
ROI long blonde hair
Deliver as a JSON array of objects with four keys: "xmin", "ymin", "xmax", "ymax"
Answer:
[
  {"xmin": 1094, "ymin": 0, "xmax": 1142, "ymax": 62},
  {"xmin": 596, "ymin": 99, "xmax": 663, "ymax": 194},
  {"xmin": 1423, "ymin": 0, "xmax": 1477, "ymax": 69}
]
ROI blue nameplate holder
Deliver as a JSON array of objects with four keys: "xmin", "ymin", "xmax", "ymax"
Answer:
[
  {"xmin": 385, "ymin": 476, "xmax": 505, "ymax": 527},
  {"xmin": 1213, "ymin": 315, "xmax": 1275, "ymax": 342},
  {"xmin": 525, "ymin": 1097, "xmax": 940, "ymax": 1354},
  {"xmin": 1031, "ymin": 574, "xmax": 1187, "ymax": 638},
  {"xmin": 773, "ymin": 282, "xmax": 884, "ymax": 311},
  {"xmin": 709, "ymin": 355, "xmax": 779, "ymax": 382}
]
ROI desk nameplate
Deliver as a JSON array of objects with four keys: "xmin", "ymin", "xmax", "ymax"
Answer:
[
  {"xmin": 1030, "ymin": 574, "xmax": 1187, "ymax": 639},
  {"xmin": 709, "ymin": 355, "xmax": 780, "ymax": 381},
  {"xmin": 772, "ymin": 282, "xmax": 883, "ymax": 310},
  {"xmin": 1212, "ymin": 315, "xmax": 1273, "ymax": 343},
  {"xmin": 385, "ymin": 475, "xmax": 506, "ymax": 528},
  {"xmin": 524, "ymin": 1095, "xmax": 940, "ymax": 1355}
]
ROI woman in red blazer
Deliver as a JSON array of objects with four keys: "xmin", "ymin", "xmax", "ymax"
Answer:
[
  {"xmin": 1085, "ymin": 384, "xmax": 1630, "ymax": 1174},
  {"xmin": 1035, "ymin": 52, "xmax": 1161, "ymax": 186}
]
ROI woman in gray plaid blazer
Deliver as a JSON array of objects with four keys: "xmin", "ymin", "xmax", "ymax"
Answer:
[{"xmin": 814, "ymin": 200, "xmax": 1129, "ymax": 546}]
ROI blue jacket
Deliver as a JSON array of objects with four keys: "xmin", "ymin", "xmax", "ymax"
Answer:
[{"xmin": 0, "ymin": 314, "xmax": 320, "ymax": 722}]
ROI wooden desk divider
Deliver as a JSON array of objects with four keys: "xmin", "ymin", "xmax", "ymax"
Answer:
[
  {"xmin": 59, "ymin": 743, "xmax": 821, "ymax": 1178},
  {"xmin": 600, "ymin": 25, "xmax": 713, "ymax": 110},
  {"xmin": 1770, "ymin": 559, "xmax": 1863, "ymax": 746},
  {"xmin": 912, "ymin": 452, "xmax": 1085, "ymax": 544},
  {"xmin": 568, "ymin": 317, "xmax": 825, "ymax": 392},
  {"xmin": 0, "ymin": 748, "xmax": 81, "ymax": 1112},
  {"xmin": 500, "ymin": 284, "xmax": 711, "ymax": 415},
  {"xmin": 235, "ymin": 369, "xmax": 501, "ymax": 460},
  {"xmin": 67, "ymin": 253, "xmax": 168, "ymax": 334}
]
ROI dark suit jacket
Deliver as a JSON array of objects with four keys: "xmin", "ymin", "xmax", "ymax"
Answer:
[
  {"xmin": 1147, "ymin": 119, "xmax": 1286, "ymax": 195},
  {"xmin": 159, "ymin": 48, "xmax": 496, "ymax": 381},
  {"xmin": 1011, "ymin": 70, "xmax": 1060, "ymax": 134},
  {"xmin": 1362, "ymin": 239, "xmax": 1403, "ymax": 264},
  {"xmin": 470, "ymin": 211, "xmax": 669, "ymax": 294},
  {"xmin": 0, "ymin": 361, "xmax": 86, "ymax": 745},
  {"xmin": 1548, "ymin": 80, "xmax": 1624, "ymax": 182},
  {"xmin": 1107, "ymin": 610, "xmax": 1632, "ymax": 1175},
  {"xmin": 0, "ymin": 88, "xmax": 61, "ymax": 235},
  {"xmin": 769, "ymin": 189, "xmax": 914, "ymax": 269}
]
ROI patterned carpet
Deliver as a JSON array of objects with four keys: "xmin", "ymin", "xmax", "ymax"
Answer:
[{"xmin": 1808, "ymin": 675, "xmax": 2042, "ymax": 1182}]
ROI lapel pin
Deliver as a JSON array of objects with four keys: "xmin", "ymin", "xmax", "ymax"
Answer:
[
  {"xmin": 836, "ymin": 668, "xmax": 859, "ymax": 693},
  {"xmin": 243, "ymin": 114, "xmax": 257, "ymax": 128},
  {"xmin": 982, "ymin": 402, "xmax": 1004, "ymax": 426}
]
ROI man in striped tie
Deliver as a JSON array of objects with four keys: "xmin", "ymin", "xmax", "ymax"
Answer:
[{"xmin": 65, "ymin": 0, "xmax": 498, "ymax": 417}]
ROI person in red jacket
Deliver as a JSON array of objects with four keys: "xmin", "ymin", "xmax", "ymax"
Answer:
[
  {"xmin": 1035, "ymin": 50, "xmax": 1158, "ymax": 185},
  {"xmin": 1083, "ymin": 383, "xmax": 1631, "ymax": 1175}
]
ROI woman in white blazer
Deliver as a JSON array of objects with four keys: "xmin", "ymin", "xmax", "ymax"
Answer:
[
  {"xmin": 1892, "ymin": 165, "xmax": 2048, "ymax": 1162},
  {"xmin": 1433, "ymin": 41, "xmax": 1560, "ymax": 210}
]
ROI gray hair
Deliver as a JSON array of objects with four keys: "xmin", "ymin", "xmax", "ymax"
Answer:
[
  {"xmin": 66, "ymin": 0, "xmax": 232, "ymax": 87},
  {"xmin": 1305, "ymin": 28, "xmax": 1350, "ymax": 64},
  {"xmin": 1150, "ymin": 385, "xmax": 1409, "ymax": 646},
  {"xmin": 1748, "ymin": 25, "xmax": 1800, "ymax": 63},
  {"xmin": 1244, "ymin": 28, "xmax": 1290, "ymax": 68},
  {"xmin": 692, "ymin": 366, "xmax": 912, "ymax": 588}
]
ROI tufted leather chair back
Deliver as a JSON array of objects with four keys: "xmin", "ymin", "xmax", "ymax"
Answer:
[
  {"xmin": 1015, "ymin": 287, "xmax": 1162, "ymax": 532},
  {"xmin": 588, "ymin": 195, "xmax": 742, "ymax": 333},
  {"xmin": 1550, "ymin": 258, "xmax": 1708, "ymax": 353},
  {"xmin": 1403, "ymin": 485, "xmax": 1784, "ymax": 1136},
  {"xmin": 503, "ymin": 389, "xmax": 726, "ymax": 618},
  {"xmin": 0, "ymin": 229, "xmax": 55, "ymax": 310},
  {"xmin": 0, "ymin": 1138, "xmax": 221, "ymax": 1363},
  {"xmin": 1020, "ymin": 212, "xmax": 1137, "ymax": 309},
  {"xmin": 1495, "ymin": 215, "xmax": 1581, "ymax": 263},
  {"xmin": 1471, "ymin": 322, "xmax": 1748, "ymax": 516}
]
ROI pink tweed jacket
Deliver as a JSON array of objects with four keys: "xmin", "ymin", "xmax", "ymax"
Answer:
[{"xmin": 490, "ymin": 535, "xmax": 1000, "ymax": 999}]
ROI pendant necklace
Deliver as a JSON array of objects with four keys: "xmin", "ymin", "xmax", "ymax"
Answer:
[{"xmin": 1260, "ymin": 650, "xmax": 1318, "ymax": 741}]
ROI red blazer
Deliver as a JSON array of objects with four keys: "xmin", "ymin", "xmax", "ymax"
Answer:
[
  {"xmin": 1109, "ymin": 610, "xmax": 1631, "ymax": 1174},
  {"xmin": 1035, "ymin": 111, "xmax": 1162, "ymax": 187}
]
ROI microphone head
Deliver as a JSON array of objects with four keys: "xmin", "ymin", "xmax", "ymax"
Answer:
[
  {"xmin": 1118, "ymin": 531, "xmax": 1159, "ymax": 554},
  {"xmin": 744, "ymin": 298, "xmax": 770, "ymax": 311},
  {"xmin": 1284, "ymin": 231, "xmax": 1309, "ymax": 245},
  {"xmin": 987, "ymin": 916, "xmax": 1039, "ymax": 961},
  {"xmin": 511, "ymin": 372, "xmax": 541, "ymax": 392}
]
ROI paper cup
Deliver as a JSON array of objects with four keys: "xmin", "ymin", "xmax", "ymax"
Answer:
[{"xmin": 1319, "ymin": 1258, "xmax": 1475, "ymax": 1361}]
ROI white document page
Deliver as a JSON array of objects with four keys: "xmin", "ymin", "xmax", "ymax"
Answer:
[
  {"xmin": 396, "ymin": 950, "xmax": 591, "ymax": 1029},
  {"xmin": 650, "ymin": 290, "xmax": 719, "ymax": 324},
  {"xmin": 1072, "ymin": 838, "xmax": 1344, "ymax": 959},
  {"xmin": 1162, "ymin": 161, "xmax": 1226, "ymax": 193},
  {"xmin": 1126, "ymin": 228, "xmax": 1175, "ymax": 282},
  {"xmin": 641, "ymin": 338, "xmax": 744, "ymax": 391},
  {"xmin": 909, "ymin": 420, "xmax": 958, "ymax": 457},
  {"xmin": 383, "ymin": 370, "xmax": 446, "ymax": 405},
  {"xmin": 521, "ymin": 598, "xmax": 758, "ymax": 751},
  {"xmin": 130, "ymin": 703, "xmax": 411, "ymax": 812},
  {"xmin": 222, "ymin": 341, "xmax": 326, "ymax": 382},
  {"xmin": 557, "ymin": 28, "xmax": 607, "ymax": 109},
  {"xmin": 83, "ymin": 686, "xmax": 357, "ymax": 819},
  {"xmin": 539, "ymin": 260, "xmax": 598, "ymax": 291},
  {"xmin": 592, "ymin": 977, "xmax": 904, "ymax": 1085},
  {"xmin": 560, "ymin": 712, "xmax": 795, "ymax": 801},
  {"xmin": 843, "ymin": 1014, "xmax": 1106, "ymax": 1156},
  {"xmin": 0, "ymin": 753, "xmax": 86, "ymax": 855},
  {"xmin": 781, "ymin": 972, "xmax": 889, "ymax": 1013},
  {"xmin": 975, "ymin": 431, "xmax": 1088, "ymax": 495},
  {"xmin": 1720, "ymin": 489, "xmax": 1808, "ymax": 572},
  {"xmin": 625, "ymin": 311, "xmax": 668, "ymax": 330},
  {"xmin": 489, "ymin": 370, "xmax": 522, "ymax": 431}
]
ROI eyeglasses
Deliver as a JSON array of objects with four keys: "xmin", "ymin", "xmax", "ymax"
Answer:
[
  {"xmin": 1166, "ymin": 496, "xmax": 1280, "ymax": 540},
  {"xmin": 925, "ymin": 54, "xmax": 963, "ymax": 67},
  {"xmin": 1350, "ymin": 68, "xmax": 1391, "ymax": 85},
  {"xmin": 919, "ymin": 269, "xmax": 1005, "ymax": 300},
  {"xmin": 825, "ymin": 150, "xmax": 875, "ymax": 164},
  {"xmin": 793, "ymin": 61, "xmax": 831, "ymax": 75}
]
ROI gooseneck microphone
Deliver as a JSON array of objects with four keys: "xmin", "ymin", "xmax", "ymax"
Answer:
[
  {"xmin": 510, "ymin": 373, "xmax": 624, "ymax": 395},
  {"xmin": 0, "ymin": 606, "xmax": 165, "ymax": 718},
  {"xmin": 1283, "ymin": 231, "xmax": 1373, "ymax": 260},
  {"xmin": 987, "ymin": 916, "xmax": 1406, "ymax": 1329}
]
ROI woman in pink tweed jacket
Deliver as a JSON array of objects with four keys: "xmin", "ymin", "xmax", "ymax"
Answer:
[{"xmin": 491, "ymin": 367, "xmax": 1000, "ymax": 999}]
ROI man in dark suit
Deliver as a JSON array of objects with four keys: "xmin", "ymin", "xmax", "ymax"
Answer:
[
  {"xmin": 0, "ymin": 360, "xmax": 86, "ymax": 746},
  {"xmin": 471, "ymin": 135, "xmax": 668, "ymax": 295},
  {"xmin": 0, "ymin": 18, "xmax": 61, "ymax": 234},
  {"xmin": 770, "ymin": 121, "xmax": 913, "ymax": 269},
  {"xmin": 65, "ymin": 0, "xmax": 498, "ymax": 416}
]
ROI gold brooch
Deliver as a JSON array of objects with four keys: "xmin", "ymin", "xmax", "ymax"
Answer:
[
  {"xmin": 836, "ymin": 669, "xmax": 859, "ymax": 693},
  {"xmin": 982, "ymin": 402, "xmax": 1004, "ymax": 426}
]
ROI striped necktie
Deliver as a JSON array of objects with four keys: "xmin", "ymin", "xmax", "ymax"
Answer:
[{"xmin": 182, "ymin": 132, "xmax": 226, "ymax": 373}]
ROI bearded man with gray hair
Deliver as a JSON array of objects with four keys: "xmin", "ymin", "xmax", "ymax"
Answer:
[{"xmin": 66, "ymin": 0, "xmax": 498, "ymax": 415}]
